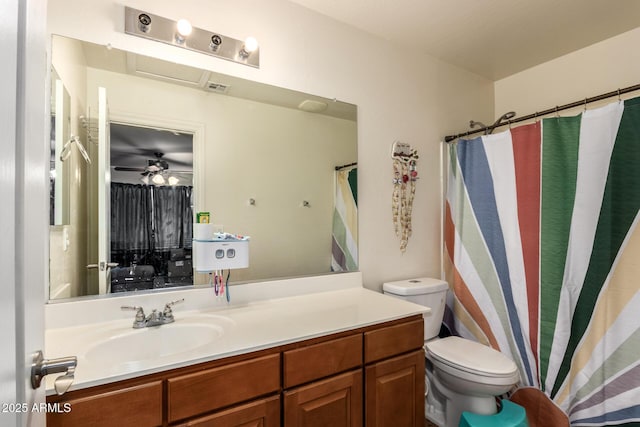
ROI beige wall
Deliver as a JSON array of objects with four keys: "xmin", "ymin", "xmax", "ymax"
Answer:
[
  {"xmin": 48, "ymin": 0, "xmax": 494, "ymax": 292},
  {"xmin": 495, "ymin": 27, "xmax": 640, "ymax": 118},
  {"xmin": 200, "ymin": 96, "xmax": 356, "ymax": 282}
]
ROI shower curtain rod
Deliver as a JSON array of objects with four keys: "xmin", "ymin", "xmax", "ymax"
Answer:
[
  {"xmin": 444, "ymin": 83, "xmax": 640, "ymax": 142},
  {"xmin": 335, "ymin": 162, "xmax": 357, "ymax": 171}
]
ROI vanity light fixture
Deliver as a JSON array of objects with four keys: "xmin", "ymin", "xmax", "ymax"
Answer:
[{"xmin": 124, "ymin": 7, "xmax": 260, "ymax": 68}]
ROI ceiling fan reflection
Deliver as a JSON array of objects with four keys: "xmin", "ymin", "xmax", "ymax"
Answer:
[{"xmin": 113, "ymin": 152, "xmax": 192, "ymax": 186}]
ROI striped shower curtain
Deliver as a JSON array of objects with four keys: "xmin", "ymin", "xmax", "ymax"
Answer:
[
  {"xmin": 444, "ymin": 97, "xmax": 640, "ymax": 426},
  {"xmin": 332, "ymin": 167, "xmax": 358, "ymax": 271}
]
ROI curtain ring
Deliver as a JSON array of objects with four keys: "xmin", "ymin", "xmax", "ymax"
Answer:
[
  {"xmin": 617, "ymin": 88, "xmax": 622, "ymax": 102},
  {"xmin": 584, "ymin": 98, "xmax": 588, "ymax": 112},
  {"xmin": 555, "ymin": 106, "xmax": 559, "ymax": 118},
  {"xmin": 534, "ymin": 112, "xmax": 538, "ymax": 123}
]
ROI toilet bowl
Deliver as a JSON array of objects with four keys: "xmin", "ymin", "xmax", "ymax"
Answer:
[
  {"xmin": 383, "ymin": 278, "xmax": 520, "ymax": 427},
  {"xmin": 427, "ymin": 336, "xmax": 520, "ymax": 426},
  {"xmin": 427, "ymin": 336, "xmax": 520, "ymax": 397}
]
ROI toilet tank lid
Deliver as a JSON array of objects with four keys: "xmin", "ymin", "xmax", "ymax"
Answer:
[{"xmin": 382, "ymin": 277, "xmax": 448, "ymax": 295}]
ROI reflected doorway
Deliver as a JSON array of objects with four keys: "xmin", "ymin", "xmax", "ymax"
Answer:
[{"xmin": 108, "ymin": 123, "xmax": 194, "ymax": 293}]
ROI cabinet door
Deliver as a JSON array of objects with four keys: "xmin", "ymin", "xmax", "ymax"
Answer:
[
  {"xmin": 176, "ymin": 395, "xmax": 280, "ymax": 427},
  {"xmin": 46, "ymin": 380, "xmax": 163, "ymax": 427},
  {"xmin": 284, "ymin": 369, "xmax": 362, "ymax": 427},
  {"xmin": 365, "ymin": 350, "xmax": 425, "ymax": 427}
]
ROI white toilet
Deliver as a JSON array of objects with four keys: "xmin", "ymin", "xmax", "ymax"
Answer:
[{"xmin": 383, "ymin": 278, "xmax": 520, "ymax": 427}]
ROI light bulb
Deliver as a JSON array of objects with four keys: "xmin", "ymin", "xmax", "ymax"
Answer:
[
  {"xmin": 239, "ymin": 36, "xmax": 258, "ymax": 59},
  {"xmin": 168, "ymin": 176, "xmax": 179, "ymax": 186},
  {"xmin": 176, "ymin": 19, "xmax": 192, "ymax": 37},
  {"xmin": 243, "ymin": 36, "xmax": 258, "ymax": 53},
  {"xmin": 152, "ymin": 174, "xmax": 165, "ymax": 185}
]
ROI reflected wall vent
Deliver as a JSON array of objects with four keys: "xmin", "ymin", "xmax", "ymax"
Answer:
[{"xmin": 206, "ymin": 82, "xmax": 230, "ymax": 93}]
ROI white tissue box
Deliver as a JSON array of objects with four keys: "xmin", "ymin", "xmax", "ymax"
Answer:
[{"xmin": 193, "ymin": 223, "xmax": 223, "ymax": 240}]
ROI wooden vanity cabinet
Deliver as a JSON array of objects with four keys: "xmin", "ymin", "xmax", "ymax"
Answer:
[
  {"xmin": 283, "ymin": 334, "xmax": 362, "ymax": 389},
  {"xmin": 46, "ymin": 379, "xmax": 163, "ymax": 427},
  {"xmin": 47, "ymin": 315, "xmax": 424, "ymax": 427},
  {"xmin": 167, "ymin": 353, "xmax": 280, "ymax": 424},
  {"xmin": 284, "ymin": 369, "xmax": 363, "ymax": 427},
  {"xmin": 46, "ymin": 351, "xmax": 281, "ymax": 427},
  {"xmin": 364, "ymin": 318, "xmax": 425, "ymax": 427},
  {"xmin": 174, "ymin": 395, "xmax": 280, "ymax": 427},
  {"xmin": 365, "ymin": 351, "xmax": 425, "ymax": 427},
  {"xmin": 283, "ymin": 334, "xmax": 364, "ymax": 426}
]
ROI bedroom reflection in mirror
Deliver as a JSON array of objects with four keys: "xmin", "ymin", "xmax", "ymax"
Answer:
[{"xmin": 109, "ymin": 123, "xmax": 194, "ymax": 293}]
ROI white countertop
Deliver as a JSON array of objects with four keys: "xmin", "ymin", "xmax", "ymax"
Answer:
[{"xmin": 45, "ymin": 286, "xmax": 428, "ymax": 395}]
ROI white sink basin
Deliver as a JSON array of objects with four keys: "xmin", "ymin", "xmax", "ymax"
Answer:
[{"xmin": 82, "ymin": 314, "xmax": 234, "ymax": 374}]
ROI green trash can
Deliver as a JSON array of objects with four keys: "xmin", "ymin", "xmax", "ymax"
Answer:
[{"xmin": 459, "ymin": 400, "xmax": 528, "ymax": 427}]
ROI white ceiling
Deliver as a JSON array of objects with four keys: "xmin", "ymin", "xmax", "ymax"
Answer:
[{"xmin": 288, "ymin": 0, "xmax": 640, "ymax": 80}]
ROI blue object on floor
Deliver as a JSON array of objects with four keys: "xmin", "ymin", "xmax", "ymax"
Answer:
[{"xmin": 458, "ymin": 400, "xmax": 528, "ymax": 427}]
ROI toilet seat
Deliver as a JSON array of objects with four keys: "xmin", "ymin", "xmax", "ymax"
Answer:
[{"xmin": 426, "ymin": 336, "xmax": 519, "ymax": 384}]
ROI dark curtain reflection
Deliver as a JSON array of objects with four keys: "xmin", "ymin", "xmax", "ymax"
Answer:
[
  {"xmin": 111, "ymin": 183, "xmax": 192, "ymax": 252},
  {"xmin": 152, "ymin": 186, "xmax": 193, "ymax": 250},
  {"xmin": 111, "ymin": 183, "xmax": 153, "ymax": 251},
  {"xmin": 110, "ymin": 183, "xmax": 193, "ymax": 291}
]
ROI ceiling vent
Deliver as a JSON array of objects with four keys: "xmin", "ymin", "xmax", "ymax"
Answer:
[{"xmin": 206, "ymin": 82, "xmax": 230, "ymax": 94}]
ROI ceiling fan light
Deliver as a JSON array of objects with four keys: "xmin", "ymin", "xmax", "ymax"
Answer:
[{"xmin": 152, "ymin": 174, "xmax": 165, "ymax": 185}]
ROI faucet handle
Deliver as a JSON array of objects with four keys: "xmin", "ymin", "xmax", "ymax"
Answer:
[
  {"xmin": 165, "ymin": 298, "xmax": 185, "ymax": 308},
  {"xmin": 121, "ymin": 305, "xmax": 145, "ymax": 315},
  {"xmin": 121, "ymin": 305, "xmax": 146, "ymax": 328},
  {"xmin": 162, "ymin": 298, "xmax": 184, "ymax": 322}
]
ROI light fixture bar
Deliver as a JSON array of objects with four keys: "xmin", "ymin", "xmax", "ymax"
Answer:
[{"xmin": 124, "ymin": 7, "xmax": 259, "ymax": 68}]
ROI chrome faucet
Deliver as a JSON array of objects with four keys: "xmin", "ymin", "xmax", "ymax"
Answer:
[{"xmin": 121, "ymin": 298, "xmax": 184, "ymax": 328}]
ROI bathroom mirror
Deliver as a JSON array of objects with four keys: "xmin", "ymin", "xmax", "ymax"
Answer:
[{"xmin": 48, "ymin": 35, "xmax": 358, "ymax": 301}]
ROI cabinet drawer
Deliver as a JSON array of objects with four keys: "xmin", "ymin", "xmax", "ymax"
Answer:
[
  {"xmin": 47, "ymin": 380, "xmax": 162, "ymax": 427},
  {"xmin": 364, "ymin": 318, "xmax": 423, "ymax": 363},
  {"xmin": 167, "ymin": 353, "xmax": 280, "ymax": 423},
  {"xmin": 175, "ymin": 394, "xmax": 280, "ymax": 427},
  {"xmin": 284, "ymin": 334, "xmax": 362, "ymax": 388}
]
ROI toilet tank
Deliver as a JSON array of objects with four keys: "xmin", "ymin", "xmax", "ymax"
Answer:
[{"xmin": 383, "ymin": 278, "xmax": 449, "ymax": 341}]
